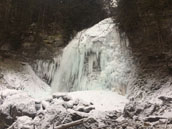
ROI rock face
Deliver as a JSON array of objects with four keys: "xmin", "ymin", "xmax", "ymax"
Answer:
[
  {"xmin": 19, "ymin": 32, "xmax": 64, "ymax": 60},
  {"xmin": 0, "ymin": 0, "xmax": 107, "ymax": 60},
  {"xmin": 0, "ymin": 60, "xmax": 51, "ymax": 99}
]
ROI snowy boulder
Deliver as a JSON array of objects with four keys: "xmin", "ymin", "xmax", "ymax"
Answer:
[
  {"xmin": 158, "ymin": 96, "xmax": 172, "ymax": 104},
  {"xmin": 51, "ymin": 93, "xmax": 95, "ymax": 112},
  {"xmin": 35, "ymin": 101, "xmax": 42, "ymax": 111},
  {"xmin": 52, "ymin": 93, "xmax": 72, "ymax": 101},
  {"xmin": 123, "ymin": 101, "xmax": 158, "ymax": 119},
  {"xmin": 33, "ymin": 105, "xmax": 69, "ymax": 129},
  {"xmin": 8, "ymin": 116, "xmax": 34, "ymax": 129},
  {"xmin": 0, "ymin": 90, "xmax": 37, "ymax": 128},
  {"xmin": 75, "ymin": 105, "xmax": 95, "ymax": 113}
]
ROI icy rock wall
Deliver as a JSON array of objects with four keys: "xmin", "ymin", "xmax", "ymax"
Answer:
[
  {"xmin": 32, "ymin": 57, "xmax": 60, "ymax": 85},
  {"xmin": 51, "ymin": 18, "xmax": 136, "ymax": 94}
]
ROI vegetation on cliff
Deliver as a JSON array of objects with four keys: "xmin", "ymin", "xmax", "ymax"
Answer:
[
  {"xmin": 114, "ymin": 0, "xmax": 172, "ymax": 54},
  {"xmin": 0, "ymin": 0, "xmax": 107, "ymax": 50}
]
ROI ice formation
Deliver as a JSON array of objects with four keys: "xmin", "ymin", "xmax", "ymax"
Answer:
[
  {"xmin": 32, "ymin": 57, "xmax": 60, "ymax": 85},
  {"xmin": 51, "ymin": 18, "xmax": 135, "ymax": 93}
]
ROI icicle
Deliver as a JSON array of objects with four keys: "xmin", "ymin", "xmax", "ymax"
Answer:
[{"xmin": 32, "ymin": 57, "xmax": 60, "ymax": 85}]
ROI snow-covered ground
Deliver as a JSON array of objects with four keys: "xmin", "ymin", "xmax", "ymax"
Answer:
[
  {"xmin": 0, "ymin": 88, "xmax": 128, "ymax": 129},
  {"xmin": 0, "ymin": 59, "xmax": 51, "ymax": 99},
  {"xmin": 69, "ymin": 90, "xmax": 128, "ymax": 111}
]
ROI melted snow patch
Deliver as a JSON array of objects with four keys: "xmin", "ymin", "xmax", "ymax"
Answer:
[{"xmin": 69, "ymin": 90, "xmax": 128, "ymax": 111}]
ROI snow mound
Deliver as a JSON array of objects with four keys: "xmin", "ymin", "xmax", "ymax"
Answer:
[
  {"xmin": 0, "ymin": 60, "xmax": 51, "ymax": 99},
  {"xmin": 69, "ymin": 90, "xmax": 128, "ymax": 111}
]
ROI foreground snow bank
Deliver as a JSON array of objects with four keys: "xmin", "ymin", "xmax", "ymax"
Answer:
[
  {"xmin": 2, "ymin": 89, "xmax": 172, "ymax": 129},
  {"xmin": 0, "ymin": 89, "xmax": 124, "ymax": 129},
  {"xmin": 69, "ymin": 90, "xmax": 128, "ymax": 111}
]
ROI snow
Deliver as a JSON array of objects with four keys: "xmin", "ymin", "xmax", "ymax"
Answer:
[
  {"xmin": 162, "ymin": 111, "xmax": 172, "ymax": 118},
  {"xmin": 0, "ymin": 60, "xmax": 51, "ymax": 99},
  {"xmin": 0, "ymin": 89, "xmax": 36, "ymax": 116},
  {"xmin": 51, "ymin": 18, "xmax": 135, "ymax": 94},
  {"xmin": 112, "ymin": 0, "xmax": 117, "ymax": 7},
  {"xmin": 1, "ymin": 89, "xmax": 126, "ymax": 128},
  {"xmin": 10, "ymin": 116, "xmax": 34, "ymax": 129},
  {"xmin": 69, "ymin": 90, "xmax": 128, "ymax": 111},
  {"xmin": 32, "ymin": 57, "xmax": 60, "ymax": 84}
]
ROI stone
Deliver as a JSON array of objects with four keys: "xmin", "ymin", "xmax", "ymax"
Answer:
[
  {"xmin": 144, "ymin": 116, "xmax": 166, "ymax": 122},
  {"xmin": 158, "ymin": 96, "xmax": 172, "ymax": 104},
  {"xmin": 0, "ymin": 73, "xmax": 3, "ymax": 79},
  {"xmin": 52, "ymin": 93, "xmax": 71, "ymax": 101}
]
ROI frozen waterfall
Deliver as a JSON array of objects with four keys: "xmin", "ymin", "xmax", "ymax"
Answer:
[
  {"xmin": 51, "ymin": 18, "xmax": 135, "ymax": 94},
  {"xmin": 32, "ymin": 57, "xmax": 60, "ymax": 85}
]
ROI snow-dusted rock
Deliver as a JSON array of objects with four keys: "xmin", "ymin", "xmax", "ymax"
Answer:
[
  {"xmin": 158, "ymin": 96, "xmax": 172, "ymax": 104},
  {"xmin": 52, "ymin": 92, "xmax": 72, "ymax": 101},
  {"xmin": 0, "ymin": 60, "xmax": 51, "ymax": 99},
  {"xmin": 75, "ymin": 105, "xmax": 95, "ymax": 113},
  {"xmin": 0, "ymin": 90, "xmax": 37, "ymax": 118},
  {"xmin": 8, "ymin": 116, "xmax": 34, "ymax": 129},
  {"xmin": 123, "ymin": 101, "xmax": 158, "ymax": 119},
  {"xmin": 0, "ymin": 90, "xmax": 37, "ymax": 128}
]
